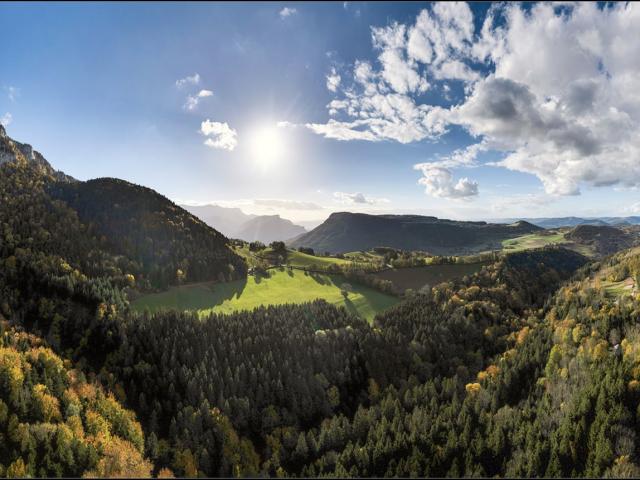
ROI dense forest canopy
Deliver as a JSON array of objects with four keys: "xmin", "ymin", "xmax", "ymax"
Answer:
[{"xmin": 3, "ymin": 144, "xmax": 640, "ymax": 477}]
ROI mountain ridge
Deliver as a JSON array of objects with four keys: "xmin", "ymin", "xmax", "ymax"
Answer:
[
  {"xmin": 290, "ymin": 211, "xmax": 542, "ymax": 254},
  {"xmin": 182, "ymin": 203, "xmax": 307, "ymax": 243}
]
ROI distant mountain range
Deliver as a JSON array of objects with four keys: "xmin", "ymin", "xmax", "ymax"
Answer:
[
  {"xmin": 493, "ymin": 216, "xmax": 640, "ymax": 229},
  {"xmin": 289, "ymin": 212, "xmax": 542, "ymax": 254},
  {"xmin": 181, "ymin": 204, "xmax": 306, "ymax": 244}
]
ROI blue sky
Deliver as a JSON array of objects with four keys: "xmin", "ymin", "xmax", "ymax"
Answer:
[{"xmin": 2, "ymin": 1, "xmax": 640, "ymax": 226}]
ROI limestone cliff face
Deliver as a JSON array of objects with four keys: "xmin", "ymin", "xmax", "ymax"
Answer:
[{"xmin": 0, "ymin": 124, "xmax": 75, "ymax": 181}]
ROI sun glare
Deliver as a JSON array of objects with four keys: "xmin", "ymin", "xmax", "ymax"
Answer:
[{"xmin": 249, "ymin": 125, "xmax": 285, "ymax": 170}]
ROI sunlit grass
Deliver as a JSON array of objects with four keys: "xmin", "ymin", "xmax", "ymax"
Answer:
[{"xmin": 132, "ymin": 268, "xmax": 399, "ymax": 323}]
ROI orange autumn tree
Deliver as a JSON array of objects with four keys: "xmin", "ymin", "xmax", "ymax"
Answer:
[{"xmin": 0, "ymin": 321, "xmax": 154, "ymax": 478}]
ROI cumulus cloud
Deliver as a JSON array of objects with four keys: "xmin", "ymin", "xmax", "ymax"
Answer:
[
  {"xmin": 184, "ymin": 89, "xmax": 214, "ymax": 111},
  {"xmin": 326, "ymin": 67, "xmax": 341, "ymax": 92},
  {"xmin": 253, "ymin": 199, "xmax": 324, "ymax": 210},
  {"xmin": 175, "ymin": 73, "xmax": 200, "ymax": 88},
  {"xmin": 279, "ymin": 7, "xmax": 297, "ymax": 18},
  {"xmin": 0, "ymin": 112, "xmax": 12, "ymax": 127},
  {"xmin": 200, "ymin": 120, "xmax": 238, "ymax": 151},
  {"xmin": 414, "ymin": 165, "xmax": 478, "ymax": 199},
  {"xmin": 334, "ymin": 191, "xmax": 390, "ymax": 205},
  {"xmin": 303, "ymin": 2, "xmax": 640, "ymax": 200}
]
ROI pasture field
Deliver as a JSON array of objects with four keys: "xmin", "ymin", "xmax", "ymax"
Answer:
[
  {"xmin": 501, "ymin": 231, "xmax": 598, "ymax": 257},
  {"xmin": 501, "ymin": 231, "xmax": 567, "ymax": 252},
  {"xmin": 601, "ymin": 279, "xmax": 634, "ymax": 297},
  {"xmin": 284, "ymin": 249, "xmax": 352, "ymax": 268},
  {"xmin": 371, "ymin": 262, "xmax": 488, "ymax": 292},
  {"xmin": 132, "ymin": 268, "xmax": 399, "ymax": 322}
]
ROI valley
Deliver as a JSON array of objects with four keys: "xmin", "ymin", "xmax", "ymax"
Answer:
[{"xmin": 3, "ymin": 119, "xmax": 640, "ymax": 477}]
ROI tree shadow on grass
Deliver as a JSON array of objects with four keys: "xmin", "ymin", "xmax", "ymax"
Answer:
[
  {"xmin": 309, "ymin": 272, "xmax": 331, "ymax": 285},
  {"xmin": 341, "ymin": 296, "xmax": 359, "ymax": 317},
  {"xmin": 138, "ymin": 278, "xmax": 250, "ymax": 314}
]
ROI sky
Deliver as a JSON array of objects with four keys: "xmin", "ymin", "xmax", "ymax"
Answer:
[{"xmin": 2, "ymin": 1, "xmax": 640, "ymax": 227}]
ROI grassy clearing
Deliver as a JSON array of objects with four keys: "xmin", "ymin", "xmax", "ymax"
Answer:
[
  {"xmin": 372, "ymin": 262, "xmax": 488, "ymax": 292},
  {"xmin": 602, "ymin": 279, "xmax": 633, "ymax": 297},
  {"xmin": 132, "ymin": 268, "xmax": 399, "ymax": 322},
  {"xmin": 501, "ymin": 231, "xmax": 599, "ymax": 258},
  {"xmin": 284, "ymin": 249, "xmax": 352, "ymax": 268},
  {"xmin": 501, "ymin": 232, "xmax": 568, "ymax": 252}
]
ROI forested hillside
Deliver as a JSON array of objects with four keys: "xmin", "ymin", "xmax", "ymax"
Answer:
[
  {"xmin": 0, "ymin": 318, "xmax": 157, "ymax": 478},
  {"xmin": 5, "ymin": 128, "xmax": 640, "ymax": 477},
  {"xmin": 96, "ymin": 247, "xmax": 587, "ymax": 476},
  {"xmin": 48, "ymin": 178, "xmax": 246, "ymax": 289}
]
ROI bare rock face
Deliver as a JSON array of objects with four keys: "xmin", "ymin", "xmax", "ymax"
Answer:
[{"xmin": 0, "ymin": 124, "xmax": 75, "ymax": 181}]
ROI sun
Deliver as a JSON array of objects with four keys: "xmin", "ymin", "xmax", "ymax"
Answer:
[{"xmin": 249, "ymin": 125, "xmax": 285, "ymax": 170}]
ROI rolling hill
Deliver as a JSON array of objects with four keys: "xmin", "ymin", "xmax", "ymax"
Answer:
[
  {"xmin": 565, "ymin": 224, "xmax": 638, "ymax": 256},
  {"xmin": 290, "ymin": 212, "xmax": 542, "ymax": 254}
]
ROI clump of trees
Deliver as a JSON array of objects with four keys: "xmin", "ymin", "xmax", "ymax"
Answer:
[{"xmin": 298, "ymin": 247, "xmax": 315, "ymax": 256}]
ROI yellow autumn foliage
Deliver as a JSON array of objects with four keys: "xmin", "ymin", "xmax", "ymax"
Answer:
[{"xmin": 465, "ymin": 383, "xmax": 481, "ymax": 395}]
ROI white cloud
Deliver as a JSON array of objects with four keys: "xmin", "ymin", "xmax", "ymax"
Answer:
[
  {"xmin": 301, "ymin": 2, "xmax": 640, "ymax": 200},
  {"xmin": 184, "ymin": 89, "xmax": 214, "ymax": 111},
  {"xmin": 334, "ymin": 191, "xmax": 390, "ymax": 205},
  {"xmin": 0, "ymin": 112, "xmax": 12, "ymax": 127},
  {"xmin": 200, "ymin": 120, "xmax": 238, "ymax": 151},
  {"xmin": 175, "ymin": 73, "xmax": 200, "ymax": 88},
  {"xmin": 279, "ymin": 7, "xmax": 297, "ymax": 19},
  {"xmin": 326, "ymin": 67, "xmax": 341, "ymax": 92},
  {"xmin": 414, "ymin": 165, "xmax": 478, "ymax": 199}
]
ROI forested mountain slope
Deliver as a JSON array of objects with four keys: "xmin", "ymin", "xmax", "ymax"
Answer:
[
  {"xmin": 566, "ymin": 224, "xmax": 637, "ymax": 257},
  {"xmin": 97, "ymin": 247, "xmax": 587, "ymax": 476},
  {"xmin": 0, "ymin": 318, "xmax": 156, "ymax": 478},
  {"xmin": 284, "ymin": 248, "xmax": 640, "ymax": 477},
  {"xmin": 48, "ymin": 178, "xmax": 246, "ymax": 289},
  {"xmin": 6, "ymin": 125, "xmax": 640, "ymax": 477}
]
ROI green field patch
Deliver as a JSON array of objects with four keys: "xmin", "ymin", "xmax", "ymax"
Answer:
[
  {"xmin": 602, "ymin": 277, "xmax": 635, "ymax": 298},
  {"xmin": 284, "ymin": 249, "xmax": 352, "ymax": 268},
  {"xmin": 371, "ymin": 262, "xmax": 488, "ymax": 292},
  {"xmin": 132, "ymin": 268, "xmax": 399, "ymax": 322},
  {"xmin": 501, "ymin": 232, "xmax": 567, "ymax": 252}
]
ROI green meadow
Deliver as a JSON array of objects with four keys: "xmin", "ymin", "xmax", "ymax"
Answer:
[
  {"xmin": 132, "ymin": 268, "xmax": 399, "ymax": 322},
  {"xmin": 501, "ymin": 231, "xmax": 568, "ymax": 252}
]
